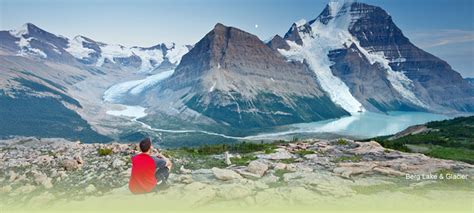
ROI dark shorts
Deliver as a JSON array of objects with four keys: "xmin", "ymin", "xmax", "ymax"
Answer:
[
  {"xmin": 151, "ymin": 156, "xmax": 169, "ymax": 182},
  {"xmin": 153, "ymin": 157, "xmax": 167, "ymax": 169}
]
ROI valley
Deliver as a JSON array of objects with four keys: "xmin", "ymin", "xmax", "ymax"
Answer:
[{"xmin": 0, "ymin": 1, "xmax": 473, "ymax": 146}]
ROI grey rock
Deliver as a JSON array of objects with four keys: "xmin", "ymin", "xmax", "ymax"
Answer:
[
  {"xmin": 211, "ymin": 167, "xmax": 242, "ymax": 181},
  {"xmin": 247, "ymin": 161, "xmax": 268, "ymax": 177},
  {"xmin": 62, "ymin": 159, "xmax": 81, "ymax": 171}
]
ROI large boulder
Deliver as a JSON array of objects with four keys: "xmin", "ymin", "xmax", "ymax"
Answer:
[
  {"xmin": 62, "ymin": 159, "xmax": 81, "ymax": 171},
  {"xmin": 247, "ymin": 161, "xmax": 268, "ymax": 177},
  {"xmin": 211, "ymin": 167, "xmax": 242, "ymax": 181},
  {"xmin": 350, "ymin": 141, "xmax": 385, "ymax": 155}
]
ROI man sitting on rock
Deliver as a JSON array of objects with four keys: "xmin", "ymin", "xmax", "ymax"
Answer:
[{"xmin": 129, "ymin": 137, "xmax": 172, "ymax": 194}]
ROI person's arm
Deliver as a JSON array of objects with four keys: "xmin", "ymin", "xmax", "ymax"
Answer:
[{"xmin": 157, "ymin": 153, "xmax": 172, "ymax": 168}]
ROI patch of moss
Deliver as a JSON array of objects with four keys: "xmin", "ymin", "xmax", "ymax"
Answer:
[{"xmin": 230, "ymin": 155, "xmax": 257, "ymax": 166}]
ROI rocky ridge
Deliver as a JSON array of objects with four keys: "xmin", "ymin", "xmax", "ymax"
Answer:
[{"xmin": 0, "ymin": 137, "xmax": 472, "ymax": 208}]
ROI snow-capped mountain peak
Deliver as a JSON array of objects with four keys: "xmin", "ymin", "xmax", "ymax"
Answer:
[
  {"xmin": 9, "ymin": 23, "xmax": 30, "ymax": 37},
  {"xmin": 279, "ymin": 1, "xmax": 428, "ymax": 112}
]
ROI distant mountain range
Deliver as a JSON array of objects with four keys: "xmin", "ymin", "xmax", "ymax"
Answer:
[
  {"xmin": 0, "ymin": 23, "xmax": 191, "ymax": 142},
  {"xmin": 0, "ymin": 1, "xmax": 473, "ymax": 142},
  {"xmin": 1, "ymin": 23, "xmax": 191, "ymax": 73}
]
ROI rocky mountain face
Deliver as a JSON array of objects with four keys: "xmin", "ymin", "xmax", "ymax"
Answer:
[
  {"xmin": 0, "ymin": 23, "xmax": 190, "ymax": 142},
  {"xmin": 272, "ymin": 2, "xmax": 474, "ymax": 113},
  {"xmin": 145, "ymin": 23, "xmax": 349, "ymax": 129}
]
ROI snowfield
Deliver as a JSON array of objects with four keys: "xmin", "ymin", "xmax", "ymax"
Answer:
[{"xmin": 65, "ymin": 36, "xmax": 95, "ymax": 59}]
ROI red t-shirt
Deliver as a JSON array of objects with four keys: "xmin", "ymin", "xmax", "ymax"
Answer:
[{"xmin": 128, "ymin": 153, "xmax": 157, "ymax": 194}]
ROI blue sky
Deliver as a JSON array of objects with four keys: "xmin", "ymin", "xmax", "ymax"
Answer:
[{"xmin": 1, "ymin": 0, "xmax": 473, "ymax": 77}]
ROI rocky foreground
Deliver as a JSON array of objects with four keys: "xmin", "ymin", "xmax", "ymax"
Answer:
[{"xmin": 0, "ymin": 137, "xmax": 473, "ymax": 210}]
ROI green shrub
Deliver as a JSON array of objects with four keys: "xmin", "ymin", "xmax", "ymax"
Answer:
[
  {"xmin": 230, "ymin": 155, "xmax": 257, "ymax": 166},
  {"xmin": 182, "ymin": 141, "xmax": 277, "ymax": 155},
  {"xmin": 98, "ymin": 148, "xmax": 113, "ymax": 156},
  {"xmin": 295, "ymin": 150, "xmax": 315, "ymax": 156},
  {"xmin": 336, "ymin": 139, "xmax": 348, "ymax": 145}
]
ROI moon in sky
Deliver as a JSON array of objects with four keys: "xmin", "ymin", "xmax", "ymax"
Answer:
[{"xmin": 255, "ymin": 24, "xmax": 258, "ymax": 28}]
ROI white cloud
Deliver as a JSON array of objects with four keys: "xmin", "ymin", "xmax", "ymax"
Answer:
[{"xmin": 408, "ymin": 29, "xmax": 474, "ymax": 48}]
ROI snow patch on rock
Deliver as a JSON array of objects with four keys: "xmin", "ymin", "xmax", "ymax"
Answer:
[{"xmin": 65, "ymin": 36, "xmax": 95, "ymax": 59}]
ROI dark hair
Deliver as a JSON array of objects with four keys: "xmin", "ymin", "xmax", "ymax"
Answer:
[{"xmin": 139, "ymin": 138, "xmax": 152, "ymax": 152}]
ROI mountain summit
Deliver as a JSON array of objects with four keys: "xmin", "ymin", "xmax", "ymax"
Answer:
[{"xmin": 275, "ymin": 1, "xmax": 474, "ymax": 113}]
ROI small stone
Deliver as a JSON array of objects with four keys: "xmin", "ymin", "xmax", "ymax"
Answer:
[
  {"xmin": 180, "ymin": 165, "xmax": 192, "ymax": 174},
  {"xmin": 224, "ymin": 151, "xmax": 232, "ymax": 166},
  {"xmin": 273, "ymin": 163, "xmax": 287, "ymax": 170},
  {"xmin": 8, "ymin": 170, "xmax": 18, "ymax": 182},
  {"xmin": 286, "ymin": 164, "xmax": 297, "ymax": 172},
  {"xmin": 112, "ymin": 158, "xmax": 125, "ymax": 169},
  {"xmin": 58, "ymin": 171, "xmax": 68, "ymax": 178}
]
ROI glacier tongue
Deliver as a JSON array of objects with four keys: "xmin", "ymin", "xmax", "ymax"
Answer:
[{"xmin": 103, "ymin": 70, "xmax": 174, "ymax": 103}]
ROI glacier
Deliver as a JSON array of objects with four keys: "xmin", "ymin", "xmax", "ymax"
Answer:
[
  {"xmin": 103, "ymin": 70, "xmax": 174, "ymax": 103},
  {"xmin": 279, "ymin": 2, "xmax": 364, "ymax": 114}
]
